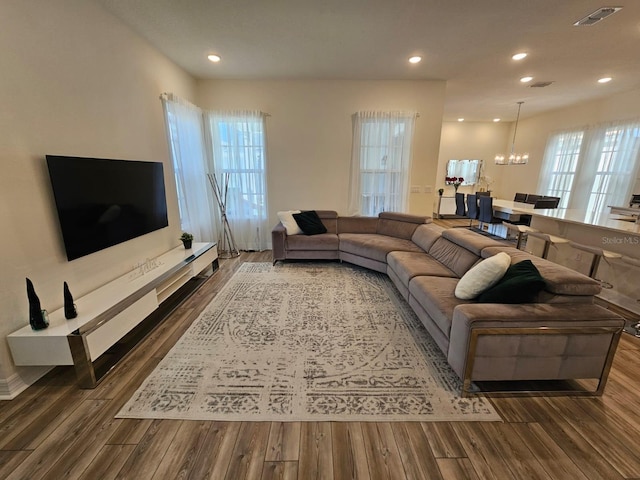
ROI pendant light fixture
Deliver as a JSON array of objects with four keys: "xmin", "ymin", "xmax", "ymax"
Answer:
[{"xmin": 495, "ymin": 101, "xmax": 528, "ymax": 165}]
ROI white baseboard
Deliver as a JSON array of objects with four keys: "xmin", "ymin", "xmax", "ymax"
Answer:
[{"xmin": 0, "ymin": 366, "xmax": 53, "ymax": 400}]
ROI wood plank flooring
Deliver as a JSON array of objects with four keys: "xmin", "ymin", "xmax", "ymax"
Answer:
[{"xmin": 2, "ymin": 249, "xmax": 640, "ymax": 479}]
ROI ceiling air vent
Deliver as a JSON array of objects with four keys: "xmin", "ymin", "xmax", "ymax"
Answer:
[
  {"xmin": 529, "ymin": 81, "xmax": 554, "ymax": 88},
  {"xmin": 574, "ymin": 7, "xmax": 622, "ymax": 26}
]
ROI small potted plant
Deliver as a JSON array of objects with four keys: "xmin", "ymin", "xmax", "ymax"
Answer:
[{"xmin": 180, "ymin": 232, "xmax": 193, "ymax": 249}]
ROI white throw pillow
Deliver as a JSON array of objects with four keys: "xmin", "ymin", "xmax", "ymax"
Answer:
[
  {"xmin": 277, "ymin": 210, "xmax": 303, "ymax": 235},
  {"xmin": 455, "ymin": 252, "xmax": 511, "ymax": 300}
]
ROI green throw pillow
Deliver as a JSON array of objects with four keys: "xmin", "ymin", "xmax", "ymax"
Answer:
[{"xmin": 476, "ymin": 259, "xmax": 546, "ymax": 303}]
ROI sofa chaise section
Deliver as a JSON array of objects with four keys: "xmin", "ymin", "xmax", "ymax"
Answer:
[
  {"xmin": 397, "ymin": 228, "xmax": 624, "ymax": 395},
  {"xmin": 448, "ymin": 303, "xmax": 623, "ymax": 395}
]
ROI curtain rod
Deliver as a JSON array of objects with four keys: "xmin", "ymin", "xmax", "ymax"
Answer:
[
  {"xmin": 353, "ymin": 111, "xmax": 420, "ymax": 118},
  {"xmin": 160, "ymin": 93, "xmax": 271, "ymax": 116}
]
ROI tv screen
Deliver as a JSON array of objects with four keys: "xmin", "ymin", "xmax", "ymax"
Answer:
[{"xmin": 46, "ymin": 155, "xmax": 169, "ymax": 261}]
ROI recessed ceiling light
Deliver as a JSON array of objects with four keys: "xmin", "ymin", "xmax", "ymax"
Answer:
[
  {"xmin": 408, "ymin": 56, "xmax": 422, "ymax": 64},
  {"xmin": 457, "ymin": 118, "xmax": 464, "ymax": 122},
  {"xmin": 598, "ymin": 77, "xmax": 612, "ymax": 83},
  {"xmin": 520, "ymin": 76, "xmax": 533, "ymax": 83},
  {"xmin": 512, "ymin": 53, "xmax": 527, "ymax": 61},
  {"xmin": 207, "ymin": 54, "xmax": 221, "ymax": 63},
  {"xmin": 493, "ymin": 118, "xmax": 501, "ymax": 122}
]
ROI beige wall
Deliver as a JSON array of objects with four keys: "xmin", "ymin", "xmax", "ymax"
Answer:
[
  {"xmin": 0, "ymin": 0, "xmax": 195, "ymax": 396},
  {"xmin": 196, "ymin": 79, "xmax": 446, "ymax": 224},
  {"xmin": 497, "ymin": 88, "xmax": 640, "ymax": 200},
  {"xmin": 437, "ymin": 88, "xmax": 640, "ymax": 203},
  {"xmin": 437, "ymin": 122, "xmax": 511, "ymax": 200},
  {"xmin": 4, "ymin": 0, "xmax": 639, "ymax": 398}
]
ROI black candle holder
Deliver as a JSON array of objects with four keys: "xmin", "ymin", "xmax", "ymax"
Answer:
[
  {"xmin": 64, "ymin": 281, "xmax": 78, "ymax": 319},
  {"xmin": 26, "ymin": 278, "xmax": 49, "ymax": 330}
]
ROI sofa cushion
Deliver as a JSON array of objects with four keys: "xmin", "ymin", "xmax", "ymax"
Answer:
[
  {"xmin": 481, "ymin": 246, "xmax": 601, "ymax": 296},
  {"xmin": 387, "ymin": 251, "xmax": 457, "ymax": 287},
  {"xmin": 287, "ymin": 233, "xmax": 339, "ymax": 251},
  {"xmin": 411, "ymin": 224, "xmax": 444, "ymax": 252},
  {"xmin": 277, "ymin": 210, "xmax": 303, "ymax": 235},
  {"xmin": 442, "ymin": 228, "xmax": 507, "ymax": 256},
  {"xmin": 427, "ymin": 237, "xmax": 481, "ymax": 278},
  {"xmin": 377, "ymin": 212, "xmax": 430, "ymax": 240},
  {"xmin": 409, "ymin": 276, "xmax": 472, "ymax": 338},
  {"xmin": 293, "ymin": 210, "xmax": 327, "ymax": 235},
  {"xmin": 477, "ymin": 259, "xmax": 546, "ymax": 303},
  {"xmin": 455, "ymin": 252, "xmax": 511, "ymax": 300},
  {"xmin": 339, "ymin": 233, "xmax": 424, "ymax": 263},
  {"xmin": 337, "ymin": 216, "xmax": 378, "ymax": 234},
  {"xmin": 313, "ymin": 210, "xmax": 339, "ymax": 234}
]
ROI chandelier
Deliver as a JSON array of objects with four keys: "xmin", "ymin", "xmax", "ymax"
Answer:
[{"xmin": 495, "ymin": 101, "xmax": 528, "ymax": 165}]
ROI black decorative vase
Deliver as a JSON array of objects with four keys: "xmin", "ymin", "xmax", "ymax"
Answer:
[
  {"xmin": 63, "ymin": 281, "xmax": 78, "ymax": 319},
  {"xmin": 26, "ymin": 278, "xmax": 49, "ymax": 330},
  {"xmin": 182, "ymin": 239, "xmax": 192, "ymax": 249}
]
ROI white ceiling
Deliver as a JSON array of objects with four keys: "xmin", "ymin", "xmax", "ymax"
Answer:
[{"xmin": 95, "ymin": 0, "xmax": 640, "ymax": 122}]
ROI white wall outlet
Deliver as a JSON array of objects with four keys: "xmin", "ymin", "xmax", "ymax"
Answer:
[
  {"xmin": 410, "ymin": 185, "xmax": 420, "ymax": 193},
  {"xmin": 424, "ymin": 185, "xmax": 432, "ymax": 193}
]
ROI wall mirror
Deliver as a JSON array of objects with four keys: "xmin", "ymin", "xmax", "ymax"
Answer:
[{"xmin": 446, "ymin": 159, "xmax": 482, "ymax": 185}]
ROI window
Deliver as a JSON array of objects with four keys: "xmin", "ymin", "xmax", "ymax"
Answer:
[
  {"xmin": 538, "ymin": 120, "xmax": 640, "ymax": 214},
  {"xmin": 161, "ymin": 95, "xmax": 269, "ymax": 250},
  {"xmin": 586, "ymin": 125, "xmax": 640, "ymax": 214},
  {"xmin": 206, "ymin": 111, "xmax": 269, "ymax": 251},
  {"xmin": 348, "ymin": 111, "xmax": 416, "ymax": 216},
  {"xmin": 539, "ymin": 130, "xmax": 584, "ymax": 208}
]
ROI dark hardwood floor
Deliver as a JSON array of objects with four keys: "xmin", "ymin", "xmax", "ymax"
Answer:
[{"xmin": 1, "ymin": 247, "xmax": 640, "ymax": 479}]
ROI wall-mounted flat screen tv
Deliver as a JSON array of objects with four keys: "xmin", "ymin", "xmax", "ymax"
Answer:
[{"xmin": 46, "ymin": 155, "xmax": 169, "ymax": 261}]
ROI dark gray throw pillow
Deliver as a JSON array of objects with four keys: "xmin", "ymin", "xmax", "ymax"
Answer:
[
  {"xmin": 293, "ymin": 210, "xmax": 327, "ymax": 235},
  {"xmin": 476, "ymin": 259, "xmax": 545, "ymax": 303}
]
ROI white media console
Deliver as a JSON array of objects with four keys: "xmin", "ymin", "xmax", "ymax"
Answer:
[{"xmin": 8, "ymin": 242, "xmax": 218, "ymax": 388}]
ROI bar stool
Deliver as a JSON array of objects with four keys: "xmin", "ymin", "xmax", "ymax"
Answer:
[
  {"xmin": 502, "ymin": 222, "xmax": 538, "ymax": 250},
  {"xmin": 619, "ymin": 255, "xmax": 640, "ymax": 336},
  {"xmin": 526, "ymin": 231, "xmax": 570, "ymax": 259},
  {"xmin": 569, "ymin": 242, "xmax": 622, "ymax": 287}
]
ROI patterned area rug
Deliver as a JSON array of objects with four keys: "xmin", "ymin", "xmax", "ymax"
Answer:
[{"xmin": 117, "ymin": 262, "xmax": 500, "ymax": 422}]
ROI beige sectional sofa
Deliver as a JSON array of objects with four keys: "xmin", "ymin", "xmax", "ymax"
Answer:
[{"xmin": 272, "ymin": 210, "xmax": 625, "ymax": 396}]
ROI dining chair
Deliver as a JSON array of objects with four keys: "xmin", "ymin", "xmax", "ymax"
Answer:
[
  {"xmin": 547, "ymin": 196, "xmax": 561, "ymax": 208},
  {"xmin": 478, "ymin": 196, "xmax": 503, "ymax": 233},
  {"xmin": 466, "ymin": 194, "xmax": 479, "ymax": 227},
  {"xmin": 455, "ymin": 192, "xmax": 466, "ymax": 217},
  {"xmin": 534, "ymin": 198, "xmax": 558, "ymax": 209}
]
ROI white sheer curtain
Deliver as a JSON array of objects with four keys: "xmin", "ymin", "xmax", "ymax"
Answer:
[
  {"xmin": 348, "ymin": 111, "xmax": 416, "ymax": 216},
  {"xmin": 161, "ymin": 94, "xmax": 217, "ymax": 242},
  {"xmin": 579, "ymin": 120, "xmax": 640, "ymax": 214},
  {"xmin": 205, "ymin": 110, "xmax": 270, "ymax": 251},
  {"xmin": 537, "ymin": 129, "xmax": 584, "ymax": 208},
  {"xmin": 538, "ymin": 120, "xmax": 640, "ymax": 214}
]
